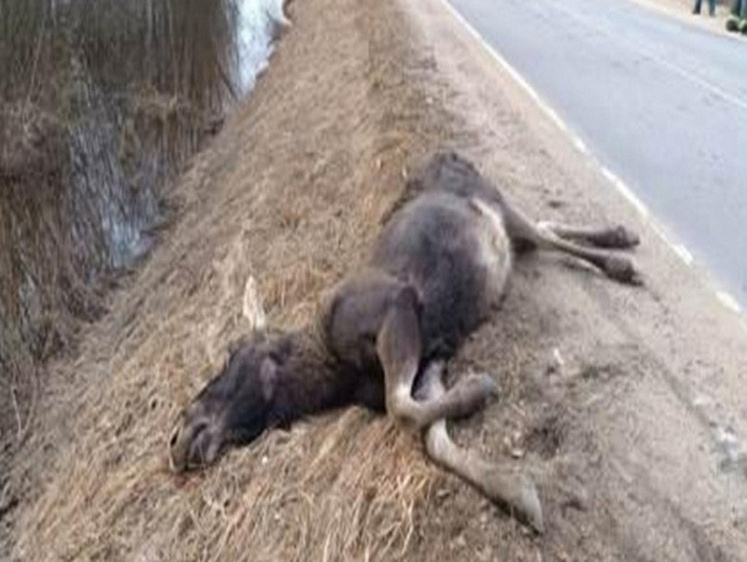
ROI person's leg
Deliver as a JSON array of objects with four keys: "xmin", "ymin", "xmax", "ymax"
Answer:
[
  {"xmin": 727, "ymin": 0, "xmax": 741, "ymax": 30},
  {"xmin": 708, "ymin": 0, "xmax": 716, "ymax": 16},
  {"xmin": 693, "ymin": 0, "xmax": 703, "ymax": 15}
]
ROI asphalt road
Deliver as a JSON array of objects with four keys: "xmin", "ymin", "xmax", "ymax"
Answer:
[{"xmin": 446, "ymin": 0, "xmax": 747, "ymax": 305}]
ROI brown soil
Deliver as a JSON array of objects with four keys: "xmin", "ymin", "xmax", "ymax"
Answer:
[{"xmin": 5, "ymin": 0, "xmax": 747, "ymax": 560}]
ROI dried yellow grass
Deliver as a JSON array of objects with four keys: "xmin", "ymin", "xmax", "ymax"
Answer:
[{"xmin": 9, "ymin": 0, "xmax": 462, "ymax": 559}]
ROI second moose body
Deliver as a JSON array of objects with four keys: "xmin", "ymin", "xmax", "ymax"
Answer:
[{"xmin": 169, "ymin": 152, "xmax": 640, "ymax": 531}]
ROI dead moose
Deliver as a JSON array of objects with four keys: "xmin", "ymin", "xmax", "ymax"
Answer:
[{"xmin": 169, "ymin": 151, "xmax": 640, "ymax": 531}]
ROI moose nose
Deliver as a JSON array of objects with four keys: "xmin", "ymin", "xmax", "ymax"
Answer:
[
  {"xmin": 168, "ymin": 421, "xmax": 190, "ymax": 473},
  {"xmin": 169, "ymin": 418, "xmax": 211, "ymax": 473}
]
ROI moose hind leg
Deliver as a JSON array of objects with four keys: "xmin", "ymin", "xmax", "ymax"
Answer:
[
  {"xmin": 501, "ymin": 203, "xmax": 641, "ymax": 285},
  {"xmin": 537, "ymin": 221, "xmax": 640, "ymax": 249},
  {"xmin": 376, "ymin": 288, "xmax": 498, "ymax": 429},
  {"xmin": 417, "ymin": 362, "xmax": 544, "ymax": 532}
]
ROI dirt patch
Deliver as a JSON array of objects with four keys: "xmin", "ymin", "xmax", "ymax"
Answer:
[{"xmin": 6, "ymin": 0, "xmax": 747, "ymax": 560}]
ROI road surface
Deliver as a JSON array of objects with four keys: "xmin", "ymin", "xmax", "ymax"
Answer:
[{"xmin": 446, "ymin": 0, "xmax": 747, "ymax": 305}]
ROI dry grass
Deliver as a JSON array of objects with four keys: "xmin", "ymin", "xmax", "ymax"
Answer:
[
  {"xmin": 8, "ymin": 0, "xmax": 462, "ymax": 559},
  {"xmin": 0, "ymin": 0, "xmax": 245, "ymax": 478}
]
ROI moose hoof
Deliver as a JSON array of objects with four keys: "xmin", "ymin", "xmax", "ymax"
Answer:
[
  {"xmin": 602, "ymin": 255, "xmax": 642, "ymax": 285},
  {"xmin": 461, "ymin": 373, "xmax": 500, "ymax": 403},
  {"xmin": 518, "ymin": 481, "xmax": 545, "ymax": 534},
  {"xmin": 595, "ymin": 226, "xmax": 640, "ymax": 249},
  {"xmin": 481, "ymin": 468, "xmax": 545, "ymax": 533}
]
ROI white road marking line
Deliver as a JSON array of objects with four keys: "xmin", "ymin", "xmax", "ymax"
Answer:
[
  {"xmin": 572, "ymin": 136, "xmax": 588, "ymax": 155},
  {"xmin": 716, "ymin": 291, "xmax": 742, "ymax": 314},
  {"xmin": 672, "ymin": 244, "xmax": 694, "ymax": 266},
  {"xmin": 650, "ymin": 224, "xmax": 694, "ymax": 266},
  {"xmin": 650, "ymin": 222, "xmax": 672, "ymax": 244},
  {"xmin": 599, "ymin": 166, "xmax": 650, "ymax": 219}
]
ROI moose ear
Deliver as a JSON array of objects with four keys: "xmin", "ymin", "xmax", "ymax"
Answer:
[
  {"xmin": 226, "ymin": 336, "xmax": 250, "ymax": 359},
  {"xmin": 242, "ymin": 275, "xmax": 267, "ymax": 334}
]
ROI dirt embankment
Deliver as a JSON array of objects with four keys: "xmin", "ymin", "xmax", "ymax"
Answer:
[{"xmin": 6, "ymin": 0, "xmax": 747, "ymax": 560}]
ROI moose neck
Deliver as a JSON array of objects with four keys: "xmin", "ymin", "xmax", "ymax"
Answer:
[{"xmin": 266, "ymin": 328, "xmax": 354, "ymax": 429}]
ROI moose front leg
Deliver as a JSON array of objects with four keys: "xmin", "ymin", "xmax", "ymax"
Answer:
[
  {"xmin": 375, "ymin": 287, "xmax": 498, "ymax": 429},
  {"xmin": 417, "ymin": 361, "xmax": 545, "ymax": 533}
]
